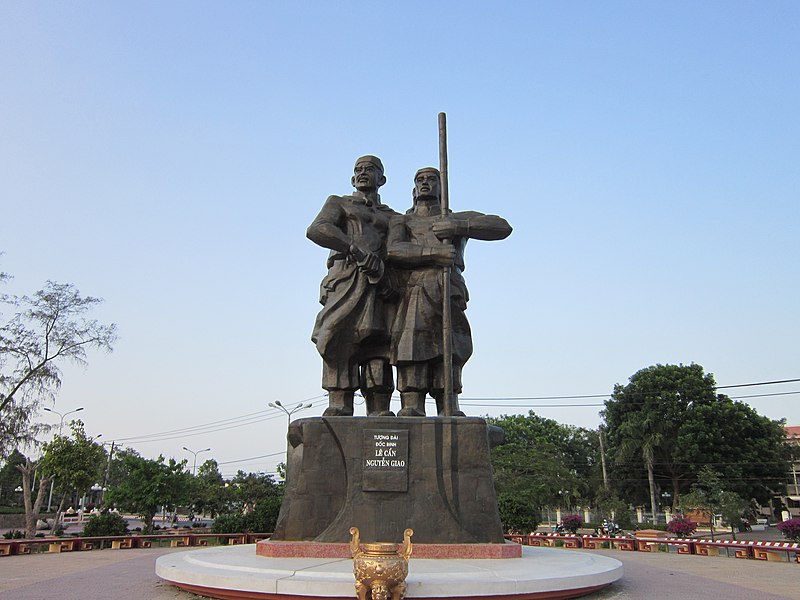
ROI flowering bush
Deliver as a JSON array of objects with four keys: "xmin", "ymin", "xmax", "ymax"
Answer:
[
  {"xmin": 666, "ymin": 515, "xmax": 697, "ymax": 537},
  {"xmin": 777, "ymin": 518, "xmax": 800, "ymax": 542},
  {"xmin": 560, "ymin": 514, "xmax": 583, "ymax": 534}
]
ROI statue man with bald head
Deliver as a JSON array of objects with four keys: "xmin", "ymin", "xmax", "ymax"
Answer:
[
  {"xmin": 307, "ymin": 156, "xmax": 399, "ymax": 417},
  {"xmin": 386, "ymin": 167, "xmax": 512, "ymax": 417}
]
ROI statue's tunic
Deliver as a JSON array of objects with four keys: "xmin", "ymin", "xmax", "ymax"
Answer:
[
  {"xmin": 309, "ymin": 194, "xmax": 397, "ymax": 389},
  {"xmin": 387, "ymin": 214, "xmax": 472, "ymax": 367},
  {"xmin": 387, "ymin": 208, "xmax": 512, "ymax": 393}
]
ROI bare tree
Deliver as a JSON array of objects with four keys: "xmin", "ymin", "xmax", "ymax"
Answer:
[
  {"xmin": 0, "ymin": 273, "xmax": 116, "ymax": 537},
  {"xmin": 16, "ymin": 459, "xmax": 53, "ymax": 538},
  {"xmin": 0, "ymin": 279, "xmax": 117, "ymax": 453}
]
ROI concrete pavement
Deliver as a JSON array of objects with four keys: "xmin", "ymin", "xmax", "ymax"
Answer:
[
  {"xmin": 0, "ymin": 544, "xmax": 798, "ymax": 599},
  {"xmin": 580, "ymin": 549, "xmax": 799, "ymax": 599},
  {"xmin": 0, "ymin": 548, "xmax": 195, "ymax": 600}
]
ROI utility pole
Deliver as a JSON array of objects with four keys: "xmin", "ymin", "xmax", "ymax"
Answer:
[
  {"xmin": 102, "ymin": 441, "xmax": 115, "ymax": 504},
  {"xmin": 598, "ymin": 426, "xmax": 609, "ymax": 489}
]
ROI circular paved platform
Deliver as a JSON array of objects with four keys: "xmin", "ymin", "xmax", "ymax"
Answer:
[{"xmin": 156, "ymin": 544, "xmax": 623, "ymax": 599}]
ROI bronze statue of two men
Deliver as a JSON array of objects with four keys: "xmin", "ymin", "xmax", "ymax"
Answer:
[{"xmin": 307, "ymin": 155, "xmax": 511, "ymax": 418}]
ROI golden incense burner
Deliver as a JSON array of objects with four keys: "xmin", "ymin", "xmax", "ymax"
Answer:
[{"xmin": 349, "ymin": 527, "xmax": 413, "ymax": 600}]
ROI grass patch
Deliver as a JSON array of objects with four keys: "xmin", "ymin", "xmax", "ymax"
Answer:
[{"xmin": 0, "ymin": 506, "xmax": 25, "ymax": 514}]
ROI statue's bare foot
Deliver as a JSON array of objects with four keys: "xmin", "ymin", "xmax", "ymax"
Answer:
[
  {"xmin": 397, "ymin": 407, "xmax": 425, "ymax": 417},
  {"xmin": 438, "ymin": 410, "xmax": 466, "ymax": 417},
  {"xmin": 369, "ymin": 410, "xmax": 396, "ymax": 417},
  {"xmin": 323, "ymin": 406, "xmax": 354, "ymax": 417}
]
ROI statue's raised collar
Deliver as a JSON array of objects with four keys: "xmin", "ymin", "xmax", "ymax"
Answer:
[
  {"xmin": 413, "ymin": 197, "xmax": 441, "ymax": 216},
  {"xmin": 350, "ymin": 191, "xmax": 381, "ymax": 207}
]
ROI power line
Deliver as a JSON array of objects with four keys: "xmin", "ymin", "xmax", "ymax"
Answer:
[
  {"xmin": 220, "ymin": 470, "xmax": 281, "ymax": 479},
  {"xmin": 114, "ymin": 395, "xmax": 326, "ymax": 444},
  {"xmin": 110, "ymin": 382, "xmax": 798, "ymax": 476},
  {"xmin": 116, "ymin": 409, "xmax": 276, "ymax": 441},
  {"xmin": 107, "ymin": 378, "xmax": 800, "ymax": 446},
  {"xmin": 121, "ymin": 413, "xmax": 287, "ymax": 444},
  {"xmin": 461, "ymin": 394, "xmax": 609, "ymax": 401},
  {"xmin": 462, "ymin": 390, "xmax": 800, "ymax": 409},
  {"xmin": 178, "ymin": 381, "xmax": 800, "ymax": 478},
  {"xmin": 217, "ymin": 451, "xmax": 284, "ymax": 466},
  {"xmin": 460, "ymin": 378, "xmax": 800, "ymax": 402},
  {"xmin": 461, "ymin": 402, "xmax": 606, "ymax": 408},
  {"xmin": 717, "ymin": 378, "xmax": 800, "ymax": 389},
  {"xmin": 729, "ymin": 391, "xmax": 799, "ymax": 400},
  {"xmin": 117, "ymin": 395, "xmax": 326, "ymax": 442}
]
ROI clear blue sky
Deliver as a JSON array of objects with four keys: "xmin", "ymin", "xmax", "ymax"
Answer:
[{"xmin": 2, "ymin": 1, "xmax": 798, "ymax": 478}]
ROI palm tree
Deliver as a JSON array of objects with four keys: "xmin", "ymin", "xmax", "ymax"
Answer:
[{"xmin": 616, "ymin": 418, "xmax": 663, "ymax": 524}]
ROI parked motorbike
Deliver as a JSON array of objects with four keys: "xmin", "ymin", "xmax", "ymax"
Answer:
[{"xmin": 594, "ymin": 519, "xmax": 625, "ymax": 537}]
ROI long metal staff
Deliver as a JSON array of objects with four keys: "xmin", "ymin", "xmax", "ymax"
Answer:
[{"xmin": 438, "ymin": 112, "xmax": 454, "ymax": 417}]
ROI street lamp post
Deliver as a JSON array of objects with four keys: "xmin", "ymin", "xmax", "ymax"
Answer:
[
  {"xmin": 43, "ymin": 406, "xmax": 85, "ymax": 512},
  {"xmin": 183, "ymin": 446, "xmax": 211, "ymax": 475},
  {"xmin": 269, "ymin": 401, "xmax": 312, "ymax": 469},
  {"xmin": 43, "ymin": 406, "xmax": 84, "ymax": 435},
  {"xmin": 269, "ymin": 400, "xmax": 312, "ymax": 426}
]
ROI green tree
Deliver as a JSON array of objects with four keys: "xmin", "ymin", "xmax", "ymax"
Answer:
[
  {"xmin": 494, "ymin": 493, "xmax": 540, "ymax": 533},
  {"xmin": 192, "ymin": 459, "xmax": 226, "ymax": 519},
  {"xmin": 0, "ymin": 278, "xmax": 117, "ymax": 458},
  {"xmin": 676, "ymin": 398, "xmax": 794, "ymax": 505},
  {"xmin": 38, "ymin": 420, "xmax": 106, "ymax": 533},
  {"xmin": 105, "ymin": 450, "xmax": 192, "ymax": 533},
  {"xmin": 488, "ymin": 412, "xmax": 598, "ymax": 531},
  {"xmin": 680, "ymin": 466, "xmax": 748, "ymax": 540},
  {"xmin": 0, "ymin": 449, "xmax": 25, "ymax": 505},
  {"xmin": 211, "ymin": 470, "xmax": 283, "ymax": 534},
  {"xmin": 603, "ymin": 363, "xmax": 716, "ymax": 519},
  {"xmin": 603, "ymin": 363, "xmax": 793, "ymax": 521},
  {"xmin": 226, "ymin": 470, "xmax": 284, "ymax": 513}
]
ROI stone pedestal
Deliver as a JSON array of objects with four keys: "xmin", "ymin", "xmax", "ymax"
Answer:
[
  {"xmin": 271, "ymin": 416, "xmax": 505, "ymax": 544},
  {"xmin": 157, "ymin": 545, "xmax": 624, "ymax": 600}
]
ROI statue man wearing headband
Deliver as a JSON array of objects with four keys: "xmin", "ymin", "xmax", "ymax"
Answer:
[
  {"xmin": 387, "ymin": 167, "xmax": 512, "ymax": 417},
  {"xmin": 307, "ymin": 155, "xmax": 399, "ymax": 417}
]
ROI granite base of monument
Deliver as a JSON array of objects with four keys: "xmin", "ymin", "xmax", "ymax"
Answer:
[
  {"xmin": 156, "ymin": 544, "xmax": 624, "ymax": 599},
  {"xmin": 256, "ymin": 539, "xmax": 522, "ymax": 559},
  {"xmin": 271, "ymin": 416, "xmax": 506, "ymax": 544},
  {"xmin": 157, "ymin": 416, "xmax": 623, "ymax": 598}
]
